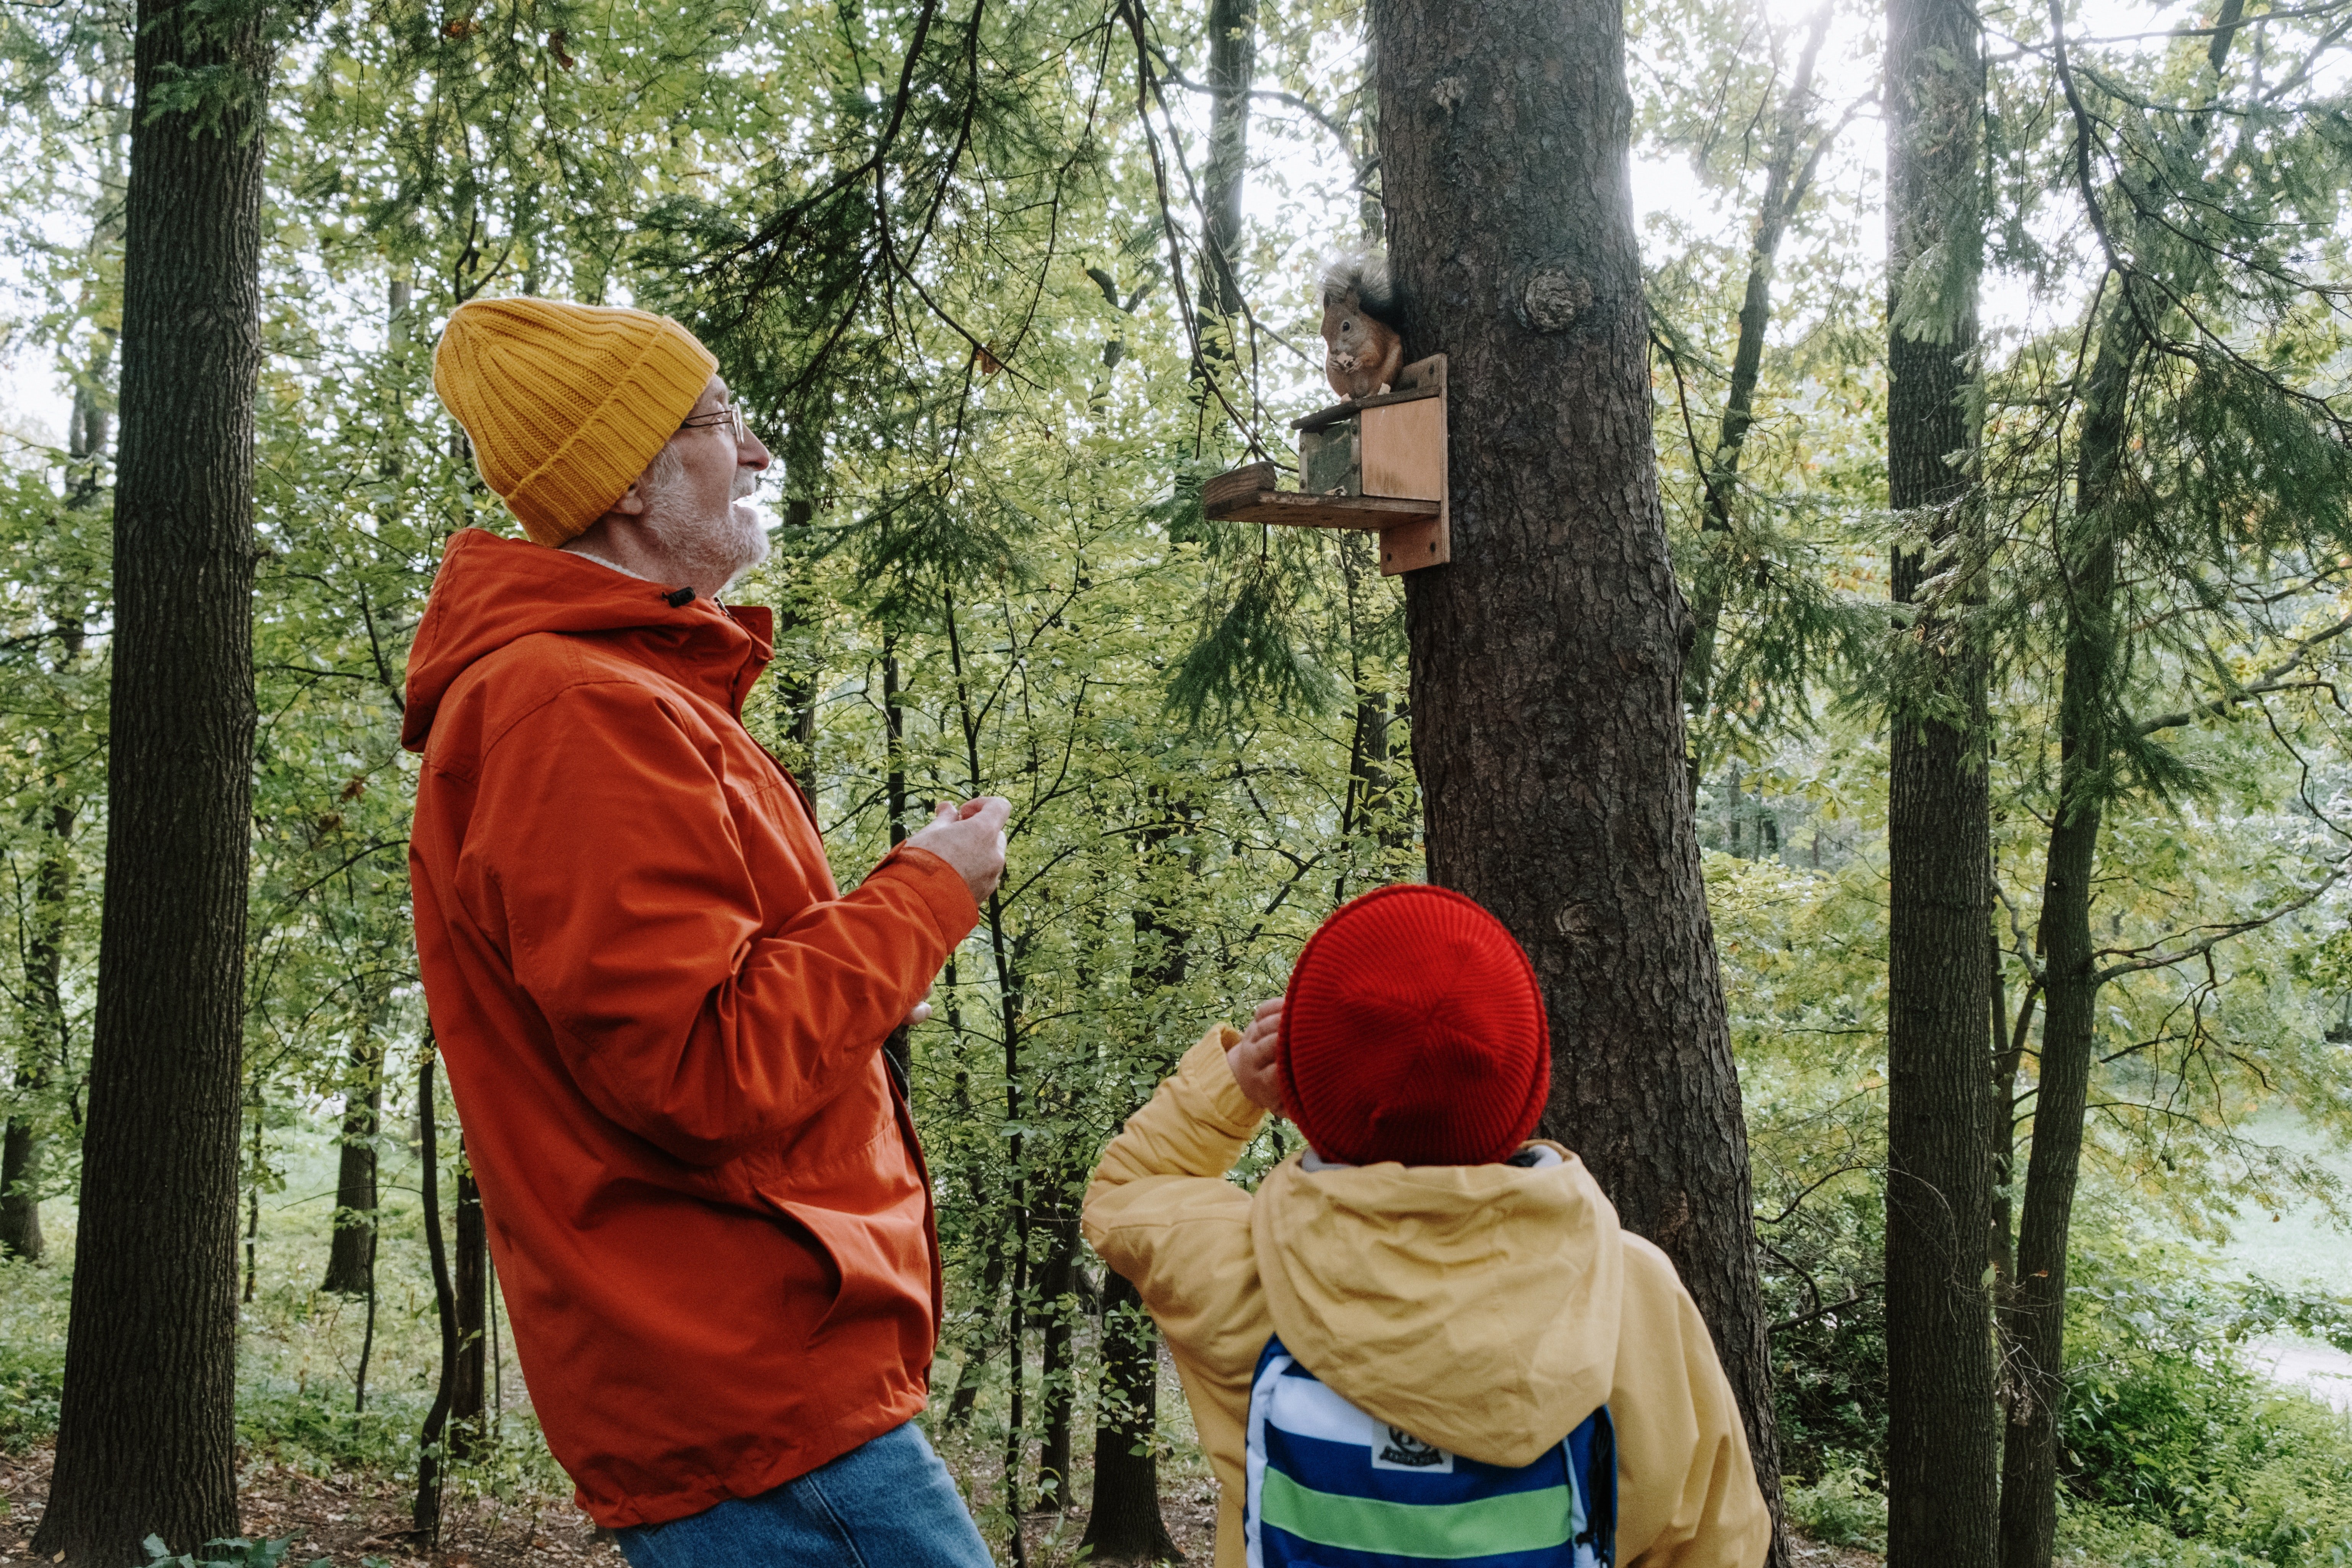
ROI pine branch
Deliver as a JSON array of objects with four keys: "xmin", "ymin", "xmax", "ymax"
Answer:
[{"xmin": 2134, "ymin": 611, "xmax": 2352, "ymax": 734}]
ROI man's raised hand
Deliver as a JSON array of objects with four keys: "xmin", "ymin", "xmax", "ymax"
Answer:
[{"xmin": 907, "ymin": 796, "xmax": 1011, "ymax": 906}]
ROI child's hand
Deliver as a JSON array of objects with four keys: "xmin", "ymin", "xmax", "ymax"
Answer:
[{"xmin": 1226, "ymin": 998, "xmax": 1286, "ymax": 1116}]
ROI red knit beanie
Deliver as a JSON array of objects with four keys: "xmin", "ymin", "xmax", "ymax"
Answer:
[{"xmin": 1278, "ymin": 884, "xmax": 1551, "ymax": 1167}]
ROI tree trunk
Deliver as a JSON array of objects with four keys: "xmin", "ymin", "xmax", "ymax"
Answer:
[
  {"xmin": 1996, "ymin": 14, "xmax": 2246, "ymax": 1556},
  {"xmin": 996, "ymin": 915, "xmax": 1031, "ymax": 1566},
  {"xmin": 29, "ymin": 0, "xmax": 267, "ymax": 1552},
  {"xmin": 1033, "ymin": 1201, "xmax": 1081, "ymax": 1510},
  {"xmin": 1997, "ymin": 305, "xmax": 2134, "ymax": 1568},
  {"xmin": 3, "ymin": 375, "xmax": 106, "ymax": 1263},
  {"xmin": 415, "ymin": 1049, "xmax": 458, "ymax": 1544},
  {"xmin": 945, "ymin": 1222, "xmax": 1004, "ymax": 1431},
  {"xmin": 885, "ymin": 638, "xmax": 908, "ymax": 846},
  {"xmin": 1200, "ymin": 0, "xmax": 1256, "ymax": 333},
  {"xmin": 883, "ymin": 638, "xmax": 913, "ymax": 1084},
  {"xmin": 1882, "ymin": 0, "xmax": 1997, "ymax": 1553},
  {"xmin": 322, "ymin": 1038, "xmax": 384, "ymax": 1296},
  {"xmin": 242, "ymin": 1083, "xmax": 263, "ymax": 1305},
  {"xmin": 1081, "ymin": 799, "xmax": 1194, "ymax": 1555},
  {"xmin": 450, "ymin": 1154, "xmax": 489, "ymax": 1460},
  {"xmin": 0, "ymin": 799, "xmax": 72, "ymax": 1263},
  {"xmin": 1990, "ymin": 971, "xmax": 2035, "ymax": 1310},
  {"xmin": 1370, "ymin": 3, "xmax": 1786, "ymax": 1560},
  {"xmin": 948, "ymin": 584, "xmax": 1031, "ymax": 1566},
  {"xmin": 939, "ymin": 951, "xmax": 998, "ymax": 1435},
  {"xmin": 1680, "ymin": 6, "xmax": 1835, "ymax": 758},
  {"xmin": 1334, "ymin": 686, "xmax": 1407, "ymax": 905},
  {"xmin": 0, "ymin": 1118, "xmax": 39, "ymax": 1262},
  {"xmin": 1080, "ymin": 1270, "xmax": 1183, "ymax": 1564},
  {"xmin": 770, "ymin": 395, "xmax": 826, "ymax": 762}
]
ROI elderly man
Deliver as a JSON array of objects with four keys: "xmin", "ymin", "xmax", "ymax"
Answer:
[{"xmin": 405, "ymin": 296, "xmax": 1006, "ymax": 1565}]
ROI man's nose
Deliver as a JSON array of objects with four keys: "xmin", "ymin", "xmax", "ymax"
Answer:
[{"xmin": 741, "ymin": 430, "xmax": 774, "ymax": 471}]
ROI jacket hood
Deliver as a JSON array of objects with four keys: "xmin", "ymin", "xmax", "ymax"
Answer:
[
  {"xmin": 1250, "ymin": 1142, "xmax": 1624, "ymax": 1468},
  {"xmin": 402, "ymin": 528, "xmax": 773, "ymax": 752}
]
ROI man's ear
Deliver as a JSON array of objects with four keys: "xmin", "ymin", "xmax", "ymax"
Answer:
[{"xmin": 609, "ymin": 479, "xmax": 651, "ymax": 518}]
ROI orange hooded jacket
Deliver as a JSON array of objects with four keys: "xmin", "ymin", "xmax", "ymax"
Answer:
[{"xmin": 402, "ymin": 528, "xmax": 978, "ymax": 1528}]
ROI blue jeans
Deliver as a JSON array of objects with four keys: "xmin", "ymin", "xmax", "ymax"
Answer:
[{"xmin": 614, "ymin": 1421, "xmax": 995, "ymax": 1568}]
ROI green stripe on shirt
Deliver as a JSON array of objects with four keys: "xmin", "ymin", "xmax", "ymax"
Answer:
[{"xmin": 1258, "ymin": 1468, "xmax": 1578, "ymax": 1560}]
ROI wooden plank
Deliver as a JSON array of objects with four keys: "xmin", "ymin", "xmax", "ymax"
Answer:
[
  {"xmin": 1362, "ymin": 357, "xmax": 1449, "ymax": 575},
  {"xmin": 1378, "ymin": 515, "xmax": 1449, "ymax": 572},
  {"xmin": 1201, "ymin": 462, "xmax": 1278, "ymax": 516},
  {"xmin": 1362, "ymin": 397, "xmax": 1444, "ymax": 500},
  {"xmin": 1202, "ymin": 489, "xmax": 1440, "ymax": 530},
  {"xmin": 1293, "ymin": 382, "xmax": 1441, "ymax": 433}
]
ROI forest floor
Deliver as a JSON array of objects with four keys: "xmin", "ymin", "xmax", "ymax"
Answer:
[
  {"xmin": 4, "ymin": 1111, "xmax": 2341, "ymax": 1567},
  {"xmin": 0, "ymin": 1444, "xmax": 617, "ymax": 1568},
  {"xmin": 0, "ymin": 1441, "xmax": 1886, "ymax": 1568}
]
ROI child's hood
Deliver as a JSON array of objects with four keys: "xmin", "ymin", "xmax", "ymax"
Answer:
[{"xmin": 1248, "ymin": 1142, "xmax": 1624, "ymax": 1470}]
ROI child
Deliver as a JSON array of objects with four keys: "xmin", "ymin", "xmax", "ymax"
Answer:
[{"xmin": 1082, "ymin": 884, "xmax": 1770, "ymax": 1568}]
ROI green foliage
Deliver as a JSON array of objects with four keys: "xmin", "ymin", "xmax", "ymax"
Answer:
[
  {"xmin": 2061, "ymin": 1253, "xmax": 2352, "ymax": 1566},
  {"xmin": 1164, "ymin": 547, "xmax": 1341, "ymax": 726},
  {"xmin": 142, "ymin": 1533, "xmax": 326, "ymax": 1568},
  {"xmin": 1782, "ymin": 1461, "xmax": 1888, "ymax": 1552},
  {"xmin": 0, "ymin": 1254, "xmax": 67, "ymax": 1452},
  {"xmin": 3, "ymin": 0, "xmax": 2352, "ymax": 1557}
]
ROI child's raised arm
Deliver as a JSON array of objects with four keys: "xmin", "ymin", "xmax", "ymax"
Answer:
[{"xmin": 1080, "ymin": 1020, "xmax": 1278, "ymax": 1476}]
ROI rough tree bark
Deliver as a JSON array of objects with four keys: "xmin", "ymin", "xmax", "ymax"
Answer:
[
  {"xmin": 1199, "ymin": 0, "xmax": 1256, "ymax": 332},
  {"xmin": 1370, "ymin": 2, "xmax": 1787, "ymax": 1559},
  {"xmin": 1080, "ymin": 1271, "xmax": 1183, "ymax": 1563},
  {"xmin": 450, "ymin": 1154, "xmax": 489, "ymax": 1459},
  {"xmin": 1081, "ymin": 801, "xmax": 1191, "ymax": 1562},
  {"xmin": 322, "ymin": 1035, "xmax": 384, "ymax": 1295},
  {"xmin": 29, "ymin": 0, "xmax": 268, "ymax": 1553},
  {"xmin": 1882, "ymin": 0, "xmax": 1999, "ymax": 1554}
]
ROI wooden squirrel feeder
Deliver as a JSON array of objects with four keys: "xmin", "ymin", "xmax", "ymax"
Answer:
[{"xmin": 1201, "ymin": 355, "xmax": 1449, "ymax": 576}]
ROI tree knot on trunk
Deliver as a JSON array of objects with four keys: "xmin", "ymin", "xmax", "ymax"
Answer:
[
  {"xmin": 1433, "ymin": 75, "xmax": 1468, "ymax": 112},
  {"xmin": 1554, "ymin": 902, "xmax": 1597, "ymax": 938},
  {"xmin": 1518, "ymin": 263, "xmax": 1594, "ymax": 332}
]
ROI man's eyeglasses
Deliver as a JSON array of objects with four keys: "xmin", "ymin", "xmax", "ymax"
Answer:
[{"xmin": 679, "ymin": 403, "xmax": 750, "ymax": 443}]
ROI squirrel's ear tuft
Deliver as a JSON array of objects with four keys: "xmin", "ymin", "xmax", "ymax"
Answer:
[{"xmin": 1320, "ymin": 247, "xmax": 1400, "ymax": 327}]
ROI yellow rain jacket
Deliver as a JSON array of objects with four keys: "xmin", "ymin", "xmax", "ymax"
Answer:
[{"xmin": 1083, "ymin": 1026, "xmax": 1771, "ymax": 1568}]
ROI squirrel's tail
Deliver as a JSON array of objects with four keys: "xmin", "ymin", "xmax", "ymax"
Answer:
[{"xmin": 1321, "ymin": 247, "xmax": 1401, "ymax": 327}]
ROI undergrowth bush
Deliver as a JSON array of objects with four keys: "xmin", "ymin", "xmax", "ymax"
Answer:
[
  {"xmin": 1783, "ymin": 1459, "xmax": 1887, "ymax": 1551},
  {"xmin": 0, "ymin": 1251, "xmax": 68, "ymax": 1451},
  {"xmin": 1763, "ymin": 1181, "xmax": 1888, "ymax": 1483},
  {"xmin": 2059, "ymin": 1246, "xmax": 2352, "ymax": 1568}
]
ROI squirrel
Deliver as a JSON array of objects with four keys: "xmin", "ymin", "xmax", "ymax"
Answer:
[{"xmin": 1320, "ymin": 250, "xmax": 1405, "ymax": 401}]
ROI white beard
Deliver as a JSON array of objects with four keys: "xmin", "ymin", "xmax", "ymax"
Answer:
[{"xmin": 644, "ymin": 472, "xmax": 769, "ymax": 593}]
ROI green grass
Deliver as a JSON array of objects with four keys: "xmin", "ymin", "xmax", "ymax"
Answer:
[
  {"xmin": 0, "ymin": 1102, "xmax": 571, "ymax": 1505},
  {"xmin": 0, "ymin": 1099, "xmax": 1221, "ymax": 1564}
]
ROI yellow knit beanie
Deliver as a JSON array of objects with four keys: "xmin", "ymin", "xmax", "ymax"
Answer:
[{"xmin": 431, "ymin": 297, "xmax": 719, "ymax": 547}]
